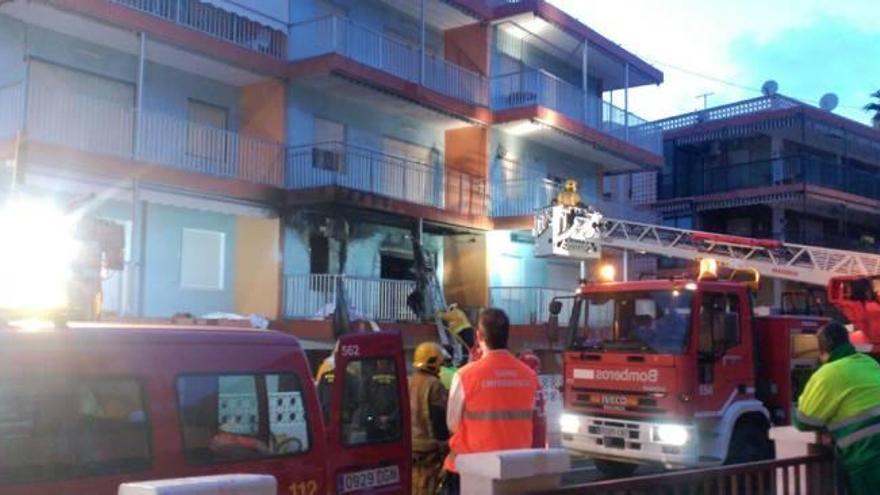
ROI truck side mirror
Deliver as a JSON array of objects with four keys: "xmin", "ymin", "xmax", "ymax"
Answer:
[{"xmin": 548, "ymin": 300, "xmax": 563, "ymax": 316}]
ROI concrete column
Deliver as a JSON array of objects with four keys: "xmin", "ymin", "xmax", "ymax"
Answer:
[
  {"xmin": 419, "ymin": 0, "xmax": 426, "ymax": 85},
  {"xmin": 624, "ymin": 62, "xmax": 630, "ymax": 140},
  {"xmin": 130, "ymin": 180, "xmax": 145, "ymax": 317},
  {"xmin": 456, "ymin": 449, "xmax": 570, "ymax": 495},
  {"xmin": 581, "ymin": 39, "xmax": 589, "ymax": 124}
]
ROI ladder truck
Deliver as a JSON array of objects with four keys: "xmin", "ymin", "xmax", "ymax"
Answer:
[{"xmin": 534, "ymin": 204, "xmax": 880, "ymax": 477}]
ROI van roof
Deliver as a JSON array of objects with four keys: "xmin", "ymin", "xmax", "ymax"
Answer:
[{"xmin": 0, "ymin": 322, "xmax": 302, "ymax": 348}]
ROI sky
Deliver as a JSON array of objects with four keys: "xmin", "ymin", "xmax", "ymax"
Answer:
[{"xmin": 550, "ymin": 0, "xmax": 880, "ymax": 125}]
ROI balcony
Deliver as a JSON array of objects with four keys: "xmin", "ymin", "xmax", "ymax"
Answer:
[
  {"xmin": 492, "ymin": 69, "xmax": 662, "ymax": 156},
  {"xmin": 492, "ymin": 173, "xmax": 657, "ymax": 223},
  {"xmin": 659, "ymin": 156, "xmax": 880, "ymax": 202},
  {"xmin": 9, "ymin": 82, "xmax": 284, "ymax": 187},
  {"xmin": 489, "ymin": 286, "xmax": 574, "ymax": 325},
  {"xmin": 289, "ymin": 16, "xmax": 489, "ymax": 107},
  {"xmin": 110, "ymin": 0, "xmax": 287, "ymax": 58},
  {"xmin": 283, "ymin": 274, "xmax": 417, "ymax": 322},
  {"xmin": 287, "ymin": 142, "xmax": 488, "ymax": 216}
]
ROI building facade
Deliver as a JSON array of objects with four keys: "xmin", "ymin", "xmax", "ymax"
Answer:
[
  {"xmin": 646, "ymin": 94, "xmax": 880, "ymax": 305},
  {"xmin": 0, "ymin": 0, "xmax": 663, "ymax": 345}
]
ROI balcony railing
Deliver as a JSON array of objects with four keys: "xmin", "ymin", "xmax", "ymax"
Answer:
[
  {"xmin": 287, "ymin": 142, "xmax": 487, "ymax": 216},
  {"xmin": 111, "ymin": 0, "xmax": 287, "ymax": 58},
  {"xmin": 290, "ymin": 16, "xmax": 488, "ymax": 106},
  {"xmin": 653, "ymin": 95, "xmax": 802, "ymax": 132},
  {"xmin": 491, "ymin": 69, "xmax": 662, "ymax": 155},
  {"xmin": 491, "ymin": 173, "xmax": 657, "ymax": 222},
  {"xmin": 25, "ymin": 83, "xmax": 284, "ymax": 186},
  {"xmin": 489, "ymin": 286, "xmax": 574, "ymax": 325},
  {"xmin": 659, "ymin": 156, "xmax": 880, "ymax": 201},
  {"xmin": 283, "ymin": 274, "xmax": 417, "ymax": 322},
  {"xmin": 0, "ymin": 83, "xmax": 23, "ymax": 139}
]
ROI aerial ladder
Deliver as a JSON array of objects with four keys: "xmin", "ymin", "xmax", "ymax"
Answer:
[{"xmin": 534, "ymin": 204, "xmax": 880, "ymax": 351}]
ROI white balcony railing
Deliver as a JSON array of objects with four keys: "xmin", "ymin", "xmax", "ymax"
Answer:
[
  {"xmin": 24, "ymin": 84, "xmax": 284, "ymax": 186},
  {"xmin": 111, "ymin": 0, "xmax": 287, "ymax": 58},
  {"xmin": 489, "ymin": 286, "xmax": 575, "ymax": 325},
  {"xmin": 491, "ymin": 69, "xmax": 662, "ymax": 155},
  {"xmin": 0, "ymin": 83, "xmax": 24, "ymax": 139},
  {"xmin": 287, "ymin": 142, "xmax": 488, "ymax": 216},
  {"xmin": 283, "ymin": 274, "xmax": 418, "ymax": 322},
  {"xmin": 290, "ymin": 16, "xmax": 488, "ymax": 106},
  {"xmin": 491, "ymin": 172, "xmax": 657, "ymax": 222}
]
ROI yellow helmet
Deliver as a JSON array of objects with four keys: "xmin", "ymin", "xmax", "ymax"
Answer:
[{"xmin": 413, "ymin": 342, "xmax": 444, "ymax": 374}]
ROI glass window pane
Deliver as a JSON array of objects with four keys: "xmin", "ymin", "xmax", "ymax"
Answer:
[
  {"xmin": 0, "ymin": 377, "xmax": 150, "ymax": 484},
  {"xmin": 342, "ymin": 358, "xmax": 402, "ymax": 446},
  {"xmin": 177, "ymin": 373, "xmax": 310, "ymax": 464}
]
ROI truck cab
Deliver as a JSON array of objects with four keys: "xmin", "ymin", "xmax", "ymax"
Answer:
[
  {"xmin": 556, "ymin": 277, "xmax": 823, "ymax": 477},
  {"xmin": 0, "ymin": 324, "xmax": 410, "ymax": 495}
]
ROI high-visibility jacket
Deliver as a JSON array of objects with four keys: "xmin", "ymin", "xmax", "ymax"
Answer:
[
  {"xmin": 439, "ymin": 366, "xmax": 457, "ymax": 390},
  {"xmin": 444, "ymin": 350, "xmax": 539, "ymax": 471},
  {"xmin": 439, "ymin": 307, "xmax": 472, "ymax": 336},
  {"xmin": 795, "ymin": 343, "xmax": 880, "ymax": 468}
]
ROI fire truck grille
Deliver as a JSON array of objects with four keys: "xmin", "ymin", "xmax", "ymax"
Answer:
[{"xmin": 571, "ymin": 387, "xmax": 666, "ymax": 414}]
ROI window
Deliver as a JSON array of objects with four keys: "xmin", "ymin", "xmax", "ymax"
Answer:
[
  {"xmin": 342, "ymin": 358, "xmax": 402, "ymax": 446},
  {"xmin": 187, "ymin": 99, "xmax": 228, "ymax": 161},
  {"xmin": 380, "ymin": 253, "xmax": 415, "ymax": 280},
  {"xmin": 0, "ymin": 377, "xmax": 150, "ymax": 484},
  {"xmin": 180, "ymin": 228, "xmax": 225, "ymax": 290},
  {"xmin": 177, "ymin": 373, "xmax": 311, "ymax": 464},
  {"xmin": 699, "ymin": 293, "xmax": 741, "ymax": 356},
  {"xmin": 309, "ymin": 233, "xmax": 329, "ymax": 275}
]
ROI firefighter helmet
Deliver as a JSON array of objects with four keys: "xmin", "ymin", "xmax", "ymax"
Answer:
[{"xmin": 413, "ymin": 342, "xmax": 444, "ymax": 374}]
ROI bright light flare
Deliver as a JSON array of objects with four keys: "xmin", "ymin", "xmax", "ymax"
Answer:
[
  {"xmin": 698, "ymin": 258, "xmax": 718, "ymax": 280},
  {"xmin": 653, "ymin": 424, "xmax": 689, "ymax": 446},
  {"xmin": 560, "ymin": 413, "xmax": 580, "ymax": 434},
  {"xmin": 597, "ymin": 263, "xmax": 616, "ymax": 282},
  {"xmin": 0, "ymin": 198, "xmax": 78, "ymax": 313}
]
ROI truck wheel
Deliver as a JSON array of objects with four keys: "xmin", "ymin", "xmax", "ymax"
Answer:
[
  {"xmin": 724, "ymin": 418, "xmax": 774, "ymax": 464},
  {"xmin": 594, "ymin": 458, "xmax": 638, "ymax": 478}
]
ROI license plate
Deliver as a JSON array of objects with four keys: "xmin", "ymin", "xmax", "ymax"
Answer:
[
  {"xmin": 338, "ymin": 465, "xmax": 400, "ymax": 493},
  {"xmin": 599, "ymin": 426, "xmax": 627, "ymax": 438}
]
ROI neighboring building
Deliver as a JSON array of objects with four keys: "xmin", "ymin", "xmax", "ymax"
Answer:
[
  {"xmin": 647, "ymin": 94, "xmax": 880, "ymax": 305},
  {"xmin": 0, "ymin": 0, "xmax": 663, "ymax": 347}
]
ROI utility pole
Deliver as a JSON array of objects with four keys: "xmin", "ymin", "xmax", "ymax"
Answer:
[{"xmin": 696, "ymin": 92, "xmax": 714, "ymax": 110}]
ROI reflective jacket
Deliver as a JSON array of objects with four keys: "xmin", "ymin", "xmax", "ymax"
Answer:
[
  {"xmin": 794, "ymin": 343, "xmax": 880, "ymax": 467},
  {"xmin": 439, "ymin": 307, "xmax": 472, "ymax": 336},
  {"xmin": 409, "ymin": 370, "xmax": 449, "ymax": 454},
  {"xmin": 444, "ymin": 350, "xmax": 539, "ymax": 471}
]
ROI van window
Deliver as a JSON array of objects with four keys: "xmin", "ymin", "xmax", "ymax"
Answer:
[
  {"xmin": 0, "ymin": 377, "xmax": 150, "ymax": 484},
  {"xmin": 177, "ymin": 373, "xmax": 310, "ymax": 464},
  {"xmin": 342, "ymin": 358, "xmax": 402, "ymax": 446}
]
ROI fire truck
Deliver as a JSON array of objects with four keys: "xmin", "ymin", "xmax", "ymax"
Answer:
[{"xmin": 534, "ymin": 204, "xmax": 880, "ymax": 477}]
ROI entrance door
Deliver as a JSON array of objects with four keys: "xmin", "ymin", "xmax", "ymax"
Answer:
[{"xmin": 325, "ymin": 331, "xmax": 411, "ymax": 494}]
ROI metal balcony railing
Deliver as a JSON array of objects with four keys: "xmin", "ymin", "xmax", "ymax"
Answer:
[
  {"xmin": 24, "ymin": 84, "xmax": 284, "ymax": 186},
  {"xmin": 111, "ymin": 0, "xmax": 287, "ymax": 58},
  {"xmin": 491, "ymin": 69, "xmax": 662, "ymax": 155},
  {"xmin": 287, "ymin": 142, "xmax": 488, "ymax": 216},
  {"xmin": 283, "ymin": 274, "xmax": 417, "ymax": 322},
  {"xmin": 290, "ymin": 16, "xmax": 488, "ymax": 106},
  {"xmin": 491, "ymin": 173, "xmax": 657, "ymax": 222},
  {"xmin": 489, "ymin": 286, "xmax": 574, "ymax": 325},
  {"xmin": 0, "ymin": 83, "xmax": 23, "ymax": 139},
  {"xmin": 653, "ymin": 95, "xmax": 802, "ymax": 132},
  {"xmin": 659, "ymin": 156, "xmax": 880, "ymax": 201}
]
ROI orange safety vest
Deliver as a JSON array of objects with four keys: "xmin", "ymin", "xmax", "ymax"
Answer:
[{"xmin": 445, "ymin": 350, "xmax": 538, "ymax": 471}]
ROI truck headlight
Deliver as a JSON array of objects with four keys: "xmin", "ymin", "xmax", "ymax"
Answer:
[
  {"xmin": 560, "ymin": 414, "xmax": 580, "ymax": 434},
  {"xmin": 653, "ymin": 424, "xmax": 689, "ymax": 446}
]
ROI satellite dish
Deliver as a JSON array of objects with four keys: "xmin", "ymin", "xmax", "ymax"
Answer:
[
  {"xmin": 761, "ymin": 80, "xmax": 779, "ymax": 97},
  {"xmin": 820, "ymin": 93, "xmax": 839, "ymax": 112}
]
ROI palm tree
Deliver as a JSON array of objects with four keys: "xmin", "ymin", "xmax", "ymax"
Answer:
[{"xmin": 865, "ymin": 90, "xmax": 880, "ymax": 128}]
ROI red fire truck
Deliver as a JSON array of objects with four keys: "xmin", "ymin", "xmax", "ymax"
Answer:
[{"xmin": 536, "ymin": 205, "xmax": 880, "ymax": 477}]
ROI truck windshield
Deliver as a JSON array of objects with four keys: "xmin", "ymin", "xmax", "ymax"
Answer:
[{"xmin": 570, "ymin": 290, "xmax": 693, "ymax": 354}]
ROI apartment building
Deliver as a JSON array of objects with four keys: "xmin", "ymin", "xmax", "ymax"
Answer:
[
  {"xmin": 644, "ymin": 94, "xmax": 880, "ymax": 305},
  {"xmin": 0, "ymin": 0, "xmax": 663, "ymax": 346}
]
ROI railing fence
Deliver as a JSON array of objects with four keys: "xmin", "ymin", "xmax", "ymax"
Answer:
[{"xmin": 284, "ymin": 274, "xmax": 417, "ymax": 322}]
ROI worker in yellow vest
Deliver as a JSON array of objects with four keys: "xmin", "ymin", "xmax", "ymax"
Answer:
[{"xmin": 794, "ymin": 322, "xmax": 880, "ymax": 494}]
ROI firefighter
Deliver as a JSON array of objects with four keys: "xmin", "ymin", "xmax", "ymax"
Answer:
[
  {"xmin": 410, "ymin": 342, "xmax": 450, "ymax": 495},
  {"xmin": 794, "ymin": 322, "xmax": 880, "ymax": 494},
  {"xmin": 315, "ymin": 354, "xmax": 335, "ymax": 423},
  {"xmin": 362, "ymin": 358, "xmax": 401, "ymax": 442},
  {"xmin": 553, "ymin": 179, "xmax": 581, "ymax": 207},
  {"xmin": 442, "ymin": 309, "xmax": 539, "ymax": 494},
  {"xmin": 438, "ymin": 304, "xmax": 475, "ymax": 352}
]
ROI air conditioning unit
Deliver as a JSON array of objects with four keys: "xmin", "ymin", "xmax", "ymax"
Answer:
[{"xmin": 312, "ymin": 148, "xmax": 343, "ymax": 172}]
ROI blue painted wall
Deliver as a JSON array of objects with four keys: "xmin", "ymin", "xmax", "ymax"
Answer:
[
  {"xmin": 490, "ymin": 130, "xmax": 599, "ymax": 193},
  {"xmin": 0, "ymin": 15, "xmax": 26, "ymax": 86},
  {"xmin": 142, "ymin": 203, "xmax": 237, "ymax": 317}
]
